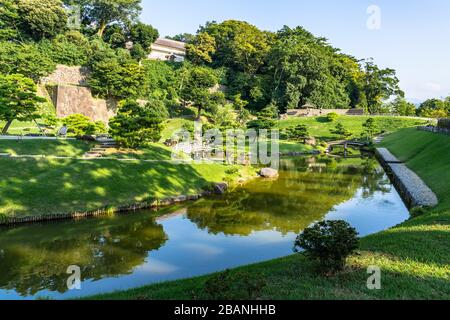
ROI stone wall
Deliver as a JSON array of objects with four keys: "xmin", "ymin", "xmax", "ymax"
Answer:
[
  {"xmin": 418, "ymin": 126, "xmax": 450, "ymax": 136},
  {"xmin": 41, "ymin": 65, "xmax": 90, "ymax": 86},
  {"xmin": 54, "ymin": 85, "xmax": 117, "ymax": 123},
  {"xmin": 39, "ymin": 65, "xmax": 116, "ymax": 123},
  {"xmin": 375, "ymin": 148, "xmax": 438, "ymax": 209}
]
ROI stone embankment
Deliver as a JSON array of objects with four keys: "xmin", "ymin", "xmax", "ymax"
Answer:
[
  {"xmin": 376, "ymin": 148, "xmax": 438, "ymax": 208},
  {"xmin": 0, "ymin": 183, "xmax": 229, "ymax": 226}
]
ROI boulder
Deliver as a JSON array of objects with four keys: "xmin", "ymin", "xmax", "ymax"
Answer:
[
  {"xmin": 259, "ymin": 168, "xmax": 279, "ymax": 178},
  {"xmin": 214, "ymin": 182, "xmax": 229, "ymax": 195}
]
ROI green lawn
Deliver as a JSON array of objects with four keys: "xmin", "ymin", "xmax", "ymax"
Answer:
[
  {"xmin": 0, "ymin": 139, "xmax": 91, "ymax": 157},
  {"xmin": 102, "ymin": 143, "xmax": 186, "ymax": 160},
  {"xmin": 0, "ymin": 139, "xmax": 255, "ymax": 220},
  {"xmin": 0, "ymin": 120, "xmax": 43, "ymax": 135},
  {"xmin": 160, "ymin": 118, "xmax": 192, "ymax": 142},
  {"xmin": 90, "ymin": 128, "xmax": 449, "ymax": 300},
  {"xmin": 277, "ymin": 116, "xmax": 430, "ymax": 140}
]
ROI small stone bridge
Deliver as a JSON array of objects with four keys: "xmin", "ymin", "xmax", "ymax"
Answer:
[{"xmin": 326, "ymin": 140, "xmax": 367, "ymax": 153}]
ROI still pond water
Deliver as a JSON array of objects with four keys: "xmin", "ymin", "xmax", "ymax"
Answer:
[{"xmin": 0, "ymin": 156, "xmax": 409, "ymax": 300}]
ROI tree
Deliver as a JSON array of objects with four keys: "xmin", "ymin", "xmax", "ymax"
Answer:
[
  {"xmin": 186, "ymin": 32, "xmax": 216, "ymax": 65},
  {"xmin": 269, "ymin": 27, "xmax": 351, "ymax": 111},
  {"xmin": 0, "ymin": 74, "xmax": 45, "ymax": 134},
  {"xmin": 200, "ymin": 20, "xmax": 273, "ymax": 74},
  {"xmin": 167, "ymin": 33, "xmax": 195, "ymax": 43},
  {"xmin": 362, "ymin": 118, "xmax": 377, "ymax": 141},
  {"xmin": 331, "ymin": 122, "xmax": 352, "ymax": 139},
  {"xmin": 417, "ymin": 98, "xmax": 449, "ymax": 118},
  {"xmin": 74, "ymin": 0, "xmax": 142, "ymax": 36},
  {"xmin": 63, "ymin": 114, "xmax": 106, "ymax": 136},
  {"xmin": 384, "ymin": 97, "xmax": 417, "ymax": 116},
  {"xmin": 109, "ymin": 99, "xmax": 164, "ymax": 148},
  {"xmin": 180, "ymin": 66, "xmax": 219, "ymax": 117},
  {"xmin": 233, "ymin": 94, "xmax": 251, "ymax": 126},
  {"xmin": 129, "ymin": 22, "xmax": 159, "ymax": 52},
  {"xmin": 0, "ymin": 0, "xmax": 20, "ymax": 40},
  {"xmin": 88, "ymin": 53, "xmax": 144, "ymax": 99},
  {"xmin": 39, "ymin": 31, "xmax": 92, "ymax": 66},
  {"xmin": 142, "ymin": 60, "xmax": 179, "ymax": 101},
  {"xmin": 0, "ymin": 42, "xmax": 56, "ymax": 81},
  {"xmin": 17, "ymin": 0, "xmax": 67, "ymax": 39},
  {"xmin": 361, "ymin": 61, "xmax": 403, "ymax": 114}
]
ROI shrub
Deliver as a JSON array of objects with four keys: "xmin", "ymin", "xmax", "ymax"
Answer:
[
  {"xmin": 204, "ymin": 270, "xmax": 267, "ymax": 300},
  {"xmin": 225, "ymin": 167, "xmax": 239, "ymax": 175},
  {"xmin": 286, "ymin": 124, "xmax": 310, "ymax": 142},
  {"xmin": 326, "ymin": 112, "xmax": 339, "ymax": 122},
  {"xmin": 63, "ymin": 114, "xmax": 106, "ymax": 136},
  {"xmin": 331, "ymin": 122, "xmax": 352, "ymax": 139},
  {"xmin": 109, "ymin": 100, "xmax": 164, "ymax": 148},
  {"xmin": 247, "ymin": 119, "xmax": 275, "ymax": 131},
  {"xmin": 294, "ymin": 220, "xmax": 359, "ymax": 272}
]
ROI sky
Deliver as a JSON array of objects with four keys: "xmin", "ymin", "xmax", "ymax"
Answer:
[{"xmin": 141, "ymin": 0, "xmax": 450, "ymax": 103}]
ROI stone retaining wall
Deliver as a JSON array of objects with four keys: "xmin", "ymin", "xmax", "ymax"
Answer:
[
  {"xmin": 418, "ymin": 126, "xmax": 450, "ymax": 136},
  {"xmin": 375, "ymin": 148, "xmax": 438, "ymax": 209}
]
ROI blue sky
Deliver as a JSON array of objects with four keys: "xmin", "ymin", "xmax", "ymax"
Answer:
[{"xmin": 141, "ymin": 0, "xmax": 450, "ymax": 102}]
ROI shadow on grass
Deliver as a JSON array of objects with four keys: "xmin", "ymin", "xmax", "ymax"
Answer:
[
  {"xmin": 0, "ymin": 157, "xmax": 212, "ymax": 218},
  {"xmin": 0, "ymin": 140, "xmax": 91, "ymax": 157}
]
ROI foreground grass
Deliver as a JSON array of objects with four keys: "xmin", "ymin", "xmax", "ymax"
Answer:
[
  {"xmin": 277, "ymin": 116, "xmax": 430, "ymax": 140},
  {"xmin": 0, "ymin": 139, "xmax": 91, "ymax": 157},
  {"xmin": 91, "ymin": 128, "xmax": 449, "ymax": 300}
]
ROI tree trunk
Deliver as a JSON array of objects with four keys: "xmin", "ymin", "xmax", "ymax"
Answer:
[
  {"xmin": 97, "ymin": 22, "xmax": 107, "ymax": 37},
  {"xmin": 2, "ymin": 120, "xmax": 13, "ymax": 134}
]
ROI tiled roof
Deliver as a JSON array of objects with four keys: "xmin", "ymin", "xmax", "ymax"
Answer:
[{"xmin": 153, "ymin": 38, "xmax": 186, "ymax": 51}]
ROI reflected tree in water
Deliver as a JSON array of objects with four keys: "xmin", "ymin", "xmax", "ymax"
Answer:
[{"xmin": 0, "ymin": 214, "xmax": 167, "ymax": 296}]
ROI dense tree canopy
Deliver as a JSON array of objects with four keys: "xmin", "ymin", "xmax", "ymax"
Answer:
[
  {"xmin": 0, "ymin": 42, "xmax": 56, "ymax": 81},
  {"xmin": 17, "ymin": 0, "xmax": 67, "ymax": 39},
  {"xmin": 184, "ymin": 21, "xmax": 405, "ymax": 115},
  {"xmin": 68, "ymin": 0, "xmax": 142, "ymax": 36},
  {"xmin": 360, "ymin": 61, "xmax": 403, "ymax": 114},
  {"xmin": 417, "ymin": 98, "xmax": 450, "ymax": 118}
]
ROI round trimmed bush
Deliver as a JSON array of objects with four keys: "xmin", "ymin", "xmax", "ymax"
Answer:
[{"xmin": 294, "ymin": 220, "xmax": 359, "ymax": 272}]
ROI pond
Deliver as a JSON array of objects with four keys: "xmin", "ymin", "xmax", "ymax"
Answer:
[{"xmin": 0, "ymin": 156, "xmax": 410, "ymax": 300}]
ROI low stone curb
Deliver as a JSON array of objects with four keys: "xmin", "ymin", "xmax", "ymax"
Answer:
[
  {"xmin": 0, "ymin": 189, "xmax": 223, "ymax": 227},
  {"xmin": 375, "ymin": 148, "xmax": 438, "ymax": 209},
  {"xmin": 375, "ymin": 148, "xmax": 403, "ymax": 164}
]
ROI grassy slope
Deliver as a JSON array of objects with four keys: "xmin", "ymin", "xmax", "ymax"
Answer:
[
  {"xmin": 92, "ymin": 128, "xmax": 449, "ymax": 300},
  {"xmin": 0, "ymin": 140, "xmax": 254, "ymax": 219}
]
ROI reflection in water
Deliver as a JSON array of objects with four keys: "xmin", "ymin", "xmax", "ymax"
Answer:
[
  {"xmin": 0, "ymin": 214, "xmax": 167, "ymax": 296},
  {"xmin": 187, "ymin": 157, "xmax": 392, "ymax": 235},
  {"xmin": 0, "ymin": 157, "xmax": 409, "ymax": 299}
]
